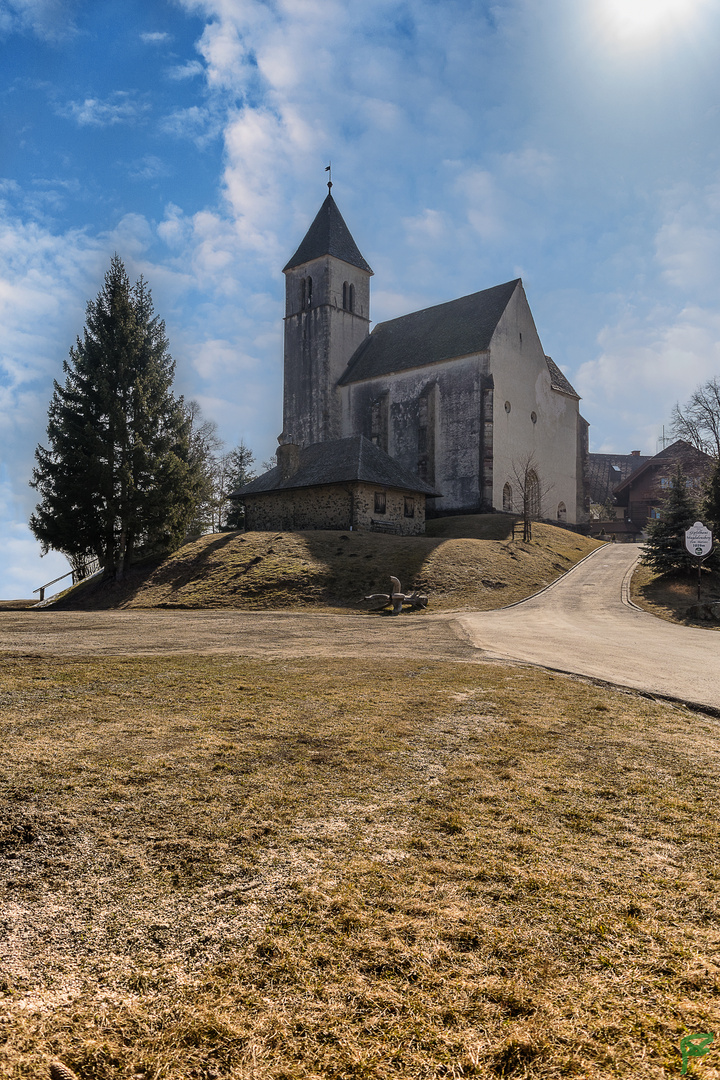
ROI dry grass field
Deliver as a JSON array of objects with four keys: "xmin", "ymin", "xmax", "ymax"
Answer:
[
  {"xmin": 2, "ymin": 651, "xmax": 720, "ymax": 1079},
  {"xmin": 631, "ymin": 563, "xmax": 720, "ymax": 630},
  {"xmin": 51, "ymin": 518, "xmax": 601, "ymax": 613}
]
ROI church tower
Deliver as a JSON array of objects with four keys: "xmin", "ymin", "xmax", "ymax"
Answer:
[{"xmin": 282, "ymin": 188, "xmax": 372, "ymax": 446}]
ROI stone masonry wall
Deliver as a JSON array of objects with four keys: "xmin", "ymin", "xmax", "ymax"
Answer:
[{"xmin": 244, "ymin": 482, "xmax": 426, "ymax": 535}]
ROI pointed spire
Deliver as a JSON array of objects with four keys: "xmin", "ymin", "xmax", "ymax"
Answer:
[{"xmin": 283, "ymin": 192, "xmax": 373, "ymax": 274}]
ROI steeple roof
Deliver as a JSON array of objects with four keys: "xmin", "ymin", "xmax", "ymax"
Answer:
[{"xmin": 283, "ymin": 192, "xmax": 373, "ymax": 274}]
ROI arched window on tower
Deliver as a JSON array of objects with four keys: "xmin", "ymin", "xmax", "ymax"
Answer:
[
  {"xmin": 342, "ymin": 282, "xmax": 348, "ymax": 310},
  {"xmin": 503, "ymin": 483, "xmax": 513, "ymax": 512},
  {"xmin": 349, "ymin": 283, "xmax": 355, "ymax": 312},
  {"xmin": 301, "ymin": 276, "xmax": 313, "ymax": 310}
]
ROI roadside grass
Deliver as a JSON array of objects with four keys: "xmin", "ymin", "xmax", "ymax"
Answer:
[
  {"xmin": 2, "ymin": 653, "xmax": 720, "ymax": 1078},
  {"xmin": 52, "ymin": 518, "xmax": 601, "ymax": 613},
  {"xmin": 631, "ymin": 563, "xmax": 720, "ymax": 630}
]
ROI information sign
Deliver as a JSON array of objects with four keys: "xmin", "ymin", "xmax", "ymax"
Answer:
[{"xmin": 685, "ymin": 521, "xmax": 713, "ymax": 558}]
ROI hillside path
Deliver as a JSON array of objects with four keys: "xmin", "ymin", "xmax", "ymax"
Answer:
[{"xmin": 458, "ymin": 543, "xmax": 720, "ymax": 712}]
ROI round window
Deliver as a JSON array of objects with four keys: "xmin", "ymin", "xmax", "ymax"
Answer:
[
  {"xmin": 531, "ymin": 411, "xmax": 537, "ymax": 424},
  {"xmin": 504, "ymin": 400, "xmax": 511, "ymax": 413}
]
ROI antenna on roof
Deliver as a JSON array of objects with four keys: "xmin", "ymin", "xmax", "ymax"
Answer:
[{"xmin": 325, "ymin": 162, "xmax": 332, "ymax": 191}]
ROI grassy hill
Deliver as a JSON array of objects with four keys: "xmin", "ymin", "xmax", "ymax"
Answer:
[{"xmin": 53, "ymin": 515, "xmax": 602, "ymax": 613}]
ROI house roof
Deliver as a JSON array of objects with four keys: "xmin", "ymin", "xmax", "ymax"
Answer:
[
  {"xmin": 545, "ymin": 356, "xmax": 579, "ymax": 398},
  {"xmin": 585, "ymin": 452, "xmax": 651, "ymax": 505},
  {"xmin": 283, "ymin": 193, "xmax": 373, "ymax": 274},
  {"xmin": 612, "ymin": 439, "xmax": 714, "ymax": 496},
  {"xmin": 234, "ymin": 435, "xmax": 441, "ymax": 498},
  {"xmin": 338, "ymin": 279, "xmax": 521, "ymax": 385}
]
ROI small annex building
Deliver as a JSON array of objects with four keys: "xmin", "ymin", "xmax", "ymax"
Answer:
[
  {"xmin": 240, "ymin": 436, "xmax": 440, "ymax": 536},
  {"xmin": 236, "ymin": 184, "xmax": 589, "ymax": 532}
]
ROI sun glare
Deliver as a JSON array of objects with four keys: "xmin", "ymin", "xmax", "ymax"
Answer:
[{"xmin": 596, "ymin": 0, "xmax": 706, "ymax": 45}]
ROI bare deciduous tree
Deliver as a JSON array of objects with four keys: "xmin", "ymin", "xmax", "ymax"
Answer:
[
  {"xmin": 510, "ymin": 453, "xmax": 553, "ymax": 542},
  {"xmin": 671, "ymin": 377, "xmax": 720, "ymax": 459}
]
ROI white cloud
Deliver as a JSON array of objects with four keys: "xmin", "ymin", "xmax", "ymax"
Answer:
[
  {"xmin": 655, "ymin": 181, "xmax": 720, "ymax": 299},
  {"xmin": 166, "ymin": 59, "xmax": 204, "ymax": 79},
  {"xmin": 127, "ymin": 155, "xmax": 171, "ymax": 182},
  {"xmin": 159, "ymin": 104, "xmax": 221, "ymax": 146},
  {"xmin": 61, "ymin": 93, "xmax": 148, "ymax": 127},
  {"xmin": 140, "ymin": 30, "xmax": 171, "ymax": 43},
  {"xmin": 576, "ymin": 302, "xmax": 720, "ymax": 453},
  {"xmin": 0, "ymin": 0, "xmax": 76, "ymax": 41}
]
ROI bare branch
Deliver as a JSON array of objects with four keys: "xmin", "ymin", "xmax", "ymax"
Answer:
[{"xmin": 671, "ymin": 378, "xmax": 720, "ymax": 458}]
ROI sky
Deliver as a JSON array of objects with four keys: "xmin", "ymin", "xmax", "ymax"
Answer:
[{"xmin": 2, "ymin": 0, "xmax": 720, "ymax": 598}]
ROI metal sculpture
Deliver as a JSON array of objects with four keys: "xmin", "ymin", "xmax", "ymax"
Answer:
[{"xmin": 364, "ymin": 575, "xmax": 428, "ymax": 614}]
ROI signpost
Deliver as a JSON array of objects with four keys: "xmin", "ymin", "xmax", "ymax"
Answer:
[{"xmin": 684, "ymin": 521, "xmax": 714, "ymax": 601}]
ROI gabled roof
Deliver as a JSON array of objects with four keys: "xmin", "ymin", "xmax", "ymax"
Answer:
[
  {"xmin": 613, "ymin": 439, "xmax": 714, "ymax": 496},
  {"xmin": 545, "ymin": 356, "xmax": 579, "ymax": 398},
  {"xmin": 585, "ymin": 452, "xmax": 651, "ymax": 505},
  {"xmin": 338, "ymin": 279, "xmax": 521, "ymax": 385},
  {"xmin": 235, "ymin": 435, "xmax": 441, "ymax": 498},
  {"xmin": 283, "ymin": 193, "xmax": 373, "ymax": 274}
]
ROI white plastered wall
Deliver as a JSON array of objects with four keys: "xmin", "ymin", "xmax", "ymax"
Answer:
[{"xmin": 490, "ymin": 284, "xmax": 580, "ymax": 523}]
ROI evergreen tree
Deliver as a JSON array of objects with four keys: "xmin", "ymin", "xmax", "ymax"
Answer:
[
  {"xmin": 700, "ymin": 456, "xmax": 720, "ymax": 569},
  {"xmin": 222, "ymin": 442, "xmax": 256, "ymax": 530},
  {"xmin": 641, "ymin": 465, "xmax": 700, "ymax": 574},
  {"xmin": 30, "ymin": 256, "xmax": 201, "ymax": 579}
]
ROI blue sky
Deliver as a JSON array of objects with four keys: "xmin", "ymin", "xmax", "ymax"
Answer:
[{"xmin": 2, "ymin": 0, "xmax": 720, "ymax": 598}]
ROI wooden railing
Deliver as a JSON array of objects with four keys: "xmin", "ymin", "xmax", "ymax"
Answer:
[
  {"xmin": 33, "ymin": 558, "xmax": 101, "ymax": 602},
  {"xmin": 33, "ymin": 571, "xmax": 74, "ymax": 602}
]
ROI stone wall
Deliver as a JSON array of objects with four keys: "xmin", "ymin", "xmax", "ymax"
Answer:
[
  {"xmin": 244, "ymin": 482, "xmax": 426, "ymax": 535},
  {"xmin": 352, "ymin": 482, "xmax": 426, "ymax": 536},
  {"xmin": 344, "ymin": 355, "xmax": 487, "ymax": 512}
]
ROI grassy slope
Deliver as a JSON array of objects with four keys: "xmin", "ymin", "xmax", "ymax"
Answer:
[
  {"xmin": 631, "ymin": 562, "xmax": 720, "ymax": 630},
  {"xmin": 53, "ymin": 516, "xmax": 602, "ymax": 613},
  {"xmin": 2, "ymin": 652, "xmax": 719, "ymax": 1079}
]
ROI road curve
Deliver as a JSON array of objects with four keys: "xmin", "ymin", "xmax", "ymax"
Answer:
[{"xmin": 457, "ymin": 543, "xmax": 720, "ymax": 712}]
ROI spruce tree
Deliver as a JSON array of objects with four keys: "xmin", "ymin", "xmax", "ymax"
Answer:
[
  {"xmin": 700, "ymin": 456, "xmax": 720, "ymax": 569},
  {"xmin": 641, "ymin": 465, "xmax": 700, "ymax": 575},
  {"xmin": 222, "ymin": 442, "xmax": 256, "ymax": 530},
  {"xmin": 30, "ymin": 256, "xmax": 201, "ymax": 579}
]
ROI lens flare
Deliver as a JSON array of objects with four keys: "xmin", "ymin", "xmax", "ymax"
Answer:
[{"xmin": 596, "ymin": 0, "xmax": 706, "ymax": 45}]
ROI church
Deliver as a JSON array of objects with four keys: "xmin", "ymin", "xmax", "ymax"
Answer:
[{"xmin": 238, "ymin": 185, "xmax": 589, "ymax": 533}]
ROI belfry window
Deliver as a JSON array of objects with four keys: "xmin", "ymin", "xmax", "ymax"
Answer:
[
  {"xmin": 301, "ymin": 276, "xmax": 313, "ymax": 310},
  {"xmin": 349, "ymin": 283, "xmax": 355, "ymax": 312},
  {"xmin": 342, "ymin": 282, "xmax": 348, "ymax": 310}
]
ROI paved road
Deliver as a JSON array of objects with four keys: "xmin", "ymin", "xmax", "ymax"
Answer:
[{"xmin": 458, "ymin": 543, "xmax": 720, "ymax": 712}]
